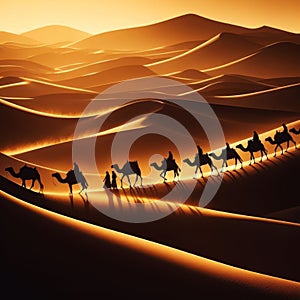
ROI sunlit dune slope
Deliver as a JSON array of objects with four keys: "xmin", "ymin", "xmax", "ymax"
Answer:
[
  {"xmin": 0, "ymin": 76, "xmax": 96, "ymax": 97},
  {"xmin": 0, "ymin": 44, "xmax": 53, "ymax": 60},
  {"xmin": 0, "ymin": 31, "xmax": 39, "ymax": 45},
  {"xmin": 56, "ymin": 65, "xmax": 156, "ymax": 88},
  {"xmin": 48, "ymin": 56, "xmax": 154, "ymax": 81},
  {"xmin": 187, "ymin": 74, "xmax": 273, "ymax": 96},
  {"xmin": 1, "ymin": 192, "xmax": 300, "ymax": 298},
  {"xmin": 207, "ymin": 83, "xmax": 300, "ymax": 113},
  {"xmin": 22, "ymin": 25, "xmax": 91, "ymax": 44},
  {"xmin": 204, "ymin": 42, "xmax": 300, "ymax": 78},
  {"xmin": 148, "ymin": 33, "xmax": 261, "ymax": 73},
  {"xmin": 0, "ymin": 59, "xmax": 52, "ymax": 74}
]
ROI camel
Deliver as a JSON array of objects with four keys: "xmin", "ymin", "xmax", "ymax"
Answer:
[
  {"xmin": 52, "ymin": 169, "xmax": 88, "ymax": 195},
  {"xmin": 111, "ymin": 161, "xmax": 142, "ymax": 188},
  {"xmin": 236, "ymin": 140, "xmax": 268, "ymax": 164},
  {"xmin": 265, "ymin": 131, "xmax": 297, "ymax": 156},
  {"xmin": 209, "ymin": 148, "xmax": 243, "ymax": 170},
  {"xmin": 150, "ymin": 159, "xmax": 181, "ymax": 182},
  {"xmin": 183, "ymin": 153, "xmax": 219, "ymax": 178},
  {"xmin": 5, "ymin": 165, "xmax": 44, "ymax": 192},
  {"xmin": 289, "ymin": 128, "xmax": 300, "ymax": 135}
]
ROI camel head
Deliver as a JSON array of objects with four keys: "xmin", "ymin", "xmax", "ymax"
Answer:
[
  {"xmin": 5, "ymin": 167, "xmax": 13, "ymax": 172},
  {"xmin": 236, "ymin": 144, "xmax": 243, "ymax": 149},
  {"xmin": 52, "ymin": 172, "xmax": 59, "ymax": 177},
  {"xmin": 265, "ymin": 137, "xmax": 272, "ymax": 142}
]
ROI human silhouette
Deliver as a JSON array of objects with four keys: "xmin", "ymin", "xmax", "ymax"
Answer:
[
  {"xmin": 226, "ymin": 142, "xmax": 231, "ymax": 151},
  {"xmin": 103, "ymin": 171, "xmax": 111, "ymax": 189},
  {"xmin": 197, "ymin": 145, "xmax": 203, "ymax": 157},
  {"xmin": 167, "ymin": 151, "xmax": 173, "ymax": 161},
  {"xmin": 282, "ymin": 123, "xmax": 288, "ymax": 134},
  {"xmin": 111, "ymin": 170, "xmax": 118, "ymax": 189},
  {"xmin": 252, "ymin": 131, "xmax": 259, "ymax": 143}
]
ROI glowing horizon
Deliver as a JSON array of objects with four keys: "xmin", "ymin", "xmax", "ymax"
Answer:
[{"xmin": 1, "ymin": 0, "xmax": 299, "ymax": 35}]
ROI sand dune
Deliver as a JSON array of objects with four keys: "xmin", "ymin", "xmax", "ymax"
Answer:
[
  {"xmin": 204, "ymin": 42, "xmax": 300, "ymax": 78},
  {"xmin": 259, "ymin": 76, "xmax": 300, "ymax": 87},
  {"xmin": 48, "ymin": 56, "xmax": 154, "ymax": 81},
  {"xmin": 1, "ymin": 145, "xmax": 300, "ymax": 281},
  {"xmin": 0, "ymin": 59, "xmax": 52, "ymax": 73},
  {"xmin": 22, "ymin": 25, "xmax": 91, "ymax": 44},
  {"xmin": 57, "ymin": 65, "xmax": 156, "ymax": 88},
  {"xmin": 0, "ymin": 43, "xmax": 54, "ymax": 60},
  {"xmin": 2, "ymin": 191, "xmax": 300, "ymax": 298},
  {"xmin": 208, "ymin": 83, "xmax": 300, "ymax": 113},
  {"xmin": 71, "ymin": 13, "xmax": 296, "ymax": 51},
  {"xmin": 0, "ymin": 31, "xmax": 39, "ymax": 45},
  {"xmin": 147, "ymin": 32, "xmax": 261, "ymax": 74},
  {"xmin": 0, "ymin": 76, "xmax": 96, "ymax": 97}
]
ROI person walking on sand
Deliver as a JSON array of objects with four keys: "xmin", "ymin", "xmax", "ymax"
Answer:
[
  {"xmin": 103, "ymin": 171, "xmax": 111, "ymax": 189},
  {"xmin": 111, "ymin": 170, "xmax": 118, "ymax": 189}
]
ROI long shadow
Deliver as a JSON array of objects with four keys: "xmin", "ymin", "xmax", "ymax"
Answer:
[
  {"xmin": 238, "ymin": 167, "xmax": 249, "ymax": 176},
  {"xmin": 249, "ymin": 164, "xmax": 260, "ymax": 173},
  {"xmin": 233, "ymin": 169, "xmax": 242, "ymax": 178},
  {"xmin": 69, "ymin": 194, "xmax": 74, "ymax": 207}
]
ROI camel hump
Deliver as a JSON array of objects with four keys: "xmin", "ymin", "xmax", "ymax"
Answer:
[{"xmin": 129, "ymin": 160, "xmax": 140, "ymax": 171}]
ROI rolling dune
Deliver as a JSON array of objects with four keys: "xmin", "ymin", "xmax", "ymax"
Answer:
[
  {"xmin": 22, "ymin": 25, "xmax": 91, "ymax": 44},
  {"xmin": 204, "ymin": 42, "xmax": 300, "ymax": 78},
  {"xmin": 2, "ymin": 191, "xmax": 300, "ymax": 298},
  {"xmin": 147, "ymin": 32, "xmax": 261, "ymax": 74}
]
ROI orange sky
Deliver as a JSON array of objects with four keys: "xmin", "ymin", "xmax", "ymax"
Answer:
[{"xmin": 1, "ymin": 0, "xmax": 299, "ymax": 34}]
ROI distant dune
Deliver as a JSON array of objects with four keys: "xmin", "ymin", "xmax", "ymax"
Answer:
[
  {"xmin": 49, "ymin": 56, "xmax": 154, "ymax": 81},
  {"xmin": 0, "ymin": 31, "xmax": 39, "ymax": 45},
  {"xmin": 70, "ymin": 14, "xmax": 253, "ymax": 50},
  {"xmin": 147, "ymin": 32, "xmax": 262, "ymax": 74},
  {"xmin": 57, "ymin": 65, "xmax": 156, "ymax": 88},
  {"xmin": 22, "ymin": 25, "xmax": 91, "ymax": 44},
  {"xmin": 204, "ymin": 42, "xmax": 300, "ymax": 78},
  {"xmin": 207, "ymin": 83, "xmax": 300, "ymax": 113}
]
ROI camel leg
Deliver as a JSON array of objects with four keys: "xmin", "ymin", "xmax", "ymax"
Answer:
[
  {"xmin": 140, "ymin": 176, "xmax": 143, "ymax": 186},
  {"xmin": 127, "ymin": 175, "xmax": 132, "ymax": 187},
  {"xmin": 120, "ymin": 174, "xmax": 125, "ymax": 188},
  {"xmin": 199, "ymin": 166, "xmax": 204, "ymax": 178},
  {"xmin": 194, "ymin": 166, "xmax": 199, "ymax": 178},
  {"xmin": 285, "ymin": 141, "xmax": 289, "ymax": 152},
  {"xmin": 274, "ymin": 145, "xmax": 278, "ymax": 157},
  {"xmin": 29, "ymin": 179, "xmax": 35, "ymax": 190},
  {"xmin": 212, "ymin": 163, "xmax": 219, "ymax": 176},
  {"xmin": 133, "ymin": 174, "xmax": 138, "ymax": 187},
  {"xmin": 22, "ymin": 180, "xmax": 26, "ymax": 188},
  {"xmin": 69, "ymin": 184, "xmax": 73, "ymax": 196},
  {"xmin": 279, "ymin": 144, "xmax": 284, "ymax": 155},
  {"xmin": 160, "ymin": 170, "xmax": 166, "ymax": 181},
  {"xmin": 291, "ymin": 138, "xmax": 297, "ymax": 149}
]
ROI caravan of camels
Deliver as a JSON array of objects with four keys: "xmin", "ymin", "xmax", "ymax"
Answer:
[{"xmin": 5, "ymin": 124, "xmax": 299, "ymax": 195}]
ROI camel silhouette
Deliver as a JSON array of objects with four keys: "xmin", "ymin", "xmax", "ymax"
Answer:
[
  {"xmin": 289, "ymin": 128, "xmax": 300, "ymax": 135},
  {"xmin": 5, "ymin": 165, "xmax": 44, "ymax": 192},
  {"xmin": 236, "ymin": 140, "xmax": 268, "ymax": 164},
  {"xmin": 265, "ymin": 131, "xmax": 297, "ymax": 156},
  {"xmin": 183, "ymin": 153, "xmax": 219, "ymax": 178},
  {"xmin": 150, "ymin": 159, "xmax": 181, "ymax": 182},
  {"xmin": 52, "ymin": 170, "xmax": 88, "ymax": 195},
  {"xmin": 209, "ymin": 147, "xmax": 243, "ymax": 170},
  {"xmin": 111, "ymin": 161, "xmax": 142, "ymax": 188}
]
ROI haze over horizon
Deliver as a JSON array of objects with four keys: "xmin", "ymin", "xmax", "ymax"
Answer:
[{"xmin": 1, "ymin": 0, "xmax": 299, "ymax": 35}]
